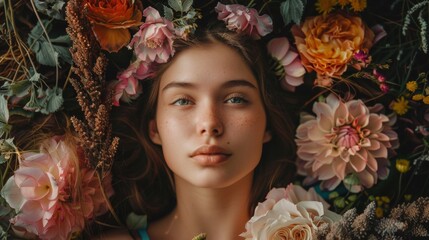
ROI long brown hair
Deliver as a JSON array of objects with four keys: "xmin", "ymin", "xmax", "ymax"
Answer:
[{"xmin": 112, "ymin": 26, "xmax": 297, "ymax": 221}]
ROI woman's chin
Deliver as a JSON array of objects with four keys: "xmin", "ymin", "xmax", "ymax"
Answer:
[{"xmin": 176, "ymin": 170, "xmax": 252, "ymax": 189}]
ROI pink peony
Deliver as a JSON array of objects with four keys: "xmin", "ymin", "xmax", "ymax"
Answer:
[
  {"xmin": 215, "ymin": 2, "xmax": 273, "ymax": 39},
  {"xmin": 0, "ymin": 137, "xmax": 114, "ymax": 240},
  {"xmin": 241, "ymin": 184, "xmax": 340, "ymax": 240},
  {"xmin": 295, "ymin": 94, "xmax": 399, "ymax": 192},
  {"xmin": 128, "ymin": 7, "xmax": 175, "ymax": 63},
  {"xmin": 113, "ymin": 60, "xmax": 154, "ymax": 106},
  {"xmin": 267, "ymin": 37, "xmax": 306, "ymax": 92}
]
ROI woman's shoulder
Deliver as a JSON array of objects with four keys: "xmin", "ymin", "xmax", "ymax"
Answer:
[{"xmin": 92, "ymin": 228, "xmax": 139, "ymax": 240}]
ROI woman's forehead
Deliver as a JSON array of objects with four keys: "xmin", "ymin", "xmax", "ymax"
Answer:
[{"xmin": 159, "ymin": 42, "xmax": 258, "ymax": 89}]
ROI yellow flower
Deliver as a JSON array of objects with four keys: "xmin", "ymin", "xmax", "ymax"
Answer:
[
  {"xmin": 316, "ymin": 0, "xmax": 337, "ymax": 14},
  {"xmin": 375, "ymin": 207, "xmax": 384, "ymax": 218},
  {"xmin": 406, "ymin": 81, "xmax": 418, "ymax": 92},
  {"xmin": 396, "ymin": 159, "xmax": 410, "ymax": 173},
  {"xmin": 404, "ymin": 194, "xmax": 412, "ymax": 201},
  {"xmin": 423, "ymin": 96, "xmax": 429, "ymax": 104},
  {"xmin": 338, "ymin": 0, "xmax": 349, "ymax": 7},
  {"xmin": 381, "ymin": 196, "xmax": 391, "ymax": 203},
  {"xmin": 391, "ymin": 96, "xmax": 410, "ymax": 115},
  {"xmin": 375, "ymin": 196, "xmax": 382, "ymax": 206},
  {"xmin": 350, "ymin": 0, "xmax": 367, "ymax": 11},
  {"xmin": 412, "ymin": 94, "xmax": 424, "ymax": 101}
]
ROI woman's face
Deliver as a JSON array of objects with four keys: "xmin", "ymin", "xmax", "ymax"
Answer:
[{"xmin": 150, "ymin": 41, "xmax": 271, "ymax": 189}]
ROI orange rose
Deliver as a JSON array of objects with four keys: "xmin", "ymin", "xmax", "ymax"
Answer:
[
  {"xmin": 292, "ymin": 13, "xmax": 374, "ymax": 86},
  {"xmin": 85, "ymin": 0, "xmax": 142, "ymax": 52}
]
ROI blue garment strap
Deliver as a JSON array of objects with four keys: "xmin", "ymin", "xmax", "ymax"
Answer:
[{"xmin": 138, "ymin": 228, "xmax": 150, "ymax": 240}]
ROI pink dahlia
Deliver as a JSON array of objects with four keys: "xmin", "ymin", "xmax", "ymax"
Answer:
[
  {"xmin": 129, "ymin": 7, "xmax": 175, "ymax": 63},
  {"xmin": 295, "ymin": 94, "xmax": 399, "ymax": 192},
  {"xmin": 215, "ymin": 2, "xmax": 273, "ymax": 39},
  {"xmin": 267, "ymin": 37, "xmax": 305, "ymax": 92},
  {"xmin": 0, "ymin": 137, "xmax": 114, "ymax": 240}
]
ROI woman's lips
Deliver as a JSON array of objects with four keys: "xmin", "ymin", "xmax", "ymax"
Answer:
[{"xmin": 190, "ymin": 145, "xmax": 232, "ymax": 166}]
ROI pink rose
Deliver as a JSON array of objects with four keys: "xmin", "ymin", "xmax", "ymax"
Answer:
[
  {"xmin": 215, "ymin": 2, "xmax": 273, "ymax": 39},
  {"xmin": 113, "ymin": 60, "xmax": 154, "ymax": 106},
  {"xmin": 256, "ymin": 184, "xmax": 331, "ymax": 217},
  {"xmin": 241, "ymin": 184, "xmax": 340, "ymax": 240},
  {"xmin": 129, "ymin": 7, "xmax": 175, "ymax": 63},
  {"xmin": 267, "ymin": 37, "xmax": 305, "ymax": 92},
  {"xmin": 0, "ymin": 137, "xmax": 114, "ymax": 240},
  {"xmin": 270, "ymin": 184, "xmax": 330, "ymax": 207}
]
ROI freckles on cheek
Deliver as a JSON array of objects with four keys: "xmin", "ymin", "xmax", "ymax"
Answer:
[
  {"xmin": 235, "ymin": 115, "xmax": 265, "ymax": 128},
  {"xmin": 231, "ymin": 114, "xmax": 267, "ymax": 140}
]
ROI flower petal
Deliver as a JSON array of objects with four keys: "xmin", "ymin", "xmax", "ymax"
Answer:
[
  {"xmin": 267, "ymin": 37, "xmax": 289, "ymax": 60},
  {"xmin": 284, "ymin": 58, "xmax": 306, "ymax": 77},
  {"xmin": 1, "ymin": 176, "xmax": 26, "ymax": 210},
  {"xmin": 92, "ymin": 25, "xmax": 131, "ymax": 52}
]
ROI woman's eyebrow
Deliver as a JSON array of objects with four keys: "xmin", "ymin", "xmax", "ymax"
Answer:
[
  {"xmin": 221, "ymin": 79, "xmax": 257, "ymax": 89},
  {"xmin": 162, "ymin": 82, "xmax": 196, "ymax": 92},
  {"xmin": 161, "ymin": 79, "xmax": 257, "ymax": 92}
]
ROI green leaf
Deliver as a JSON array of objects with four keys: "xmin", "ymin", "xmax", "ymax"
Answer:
[
  {"xmin": 0, "ymin": 82, "xmax": 12, "ymax": 96},
  {"xmin": 27, "ymin": 20, "xmax": 72, "ymax": 66},
  {"xmin": 182, "ymin": 0, "xmax": 193, "ymax": 12},
  {"xmin": 24, "ymin": 87, "xmax": 41, "ymax": 112},
  {"xmin": 0, "ymin": 138, "xmax": 15, "ymax": 161},
  {"xmin": 0, "ymin": 122, "xmax": 10, "ymax": 138},
  {"xmin": 334, "ymin": 197, "xmax": 346, "ymax": 208},
  {"xmin": 41, "ymin": 87, "xmax": 63, "ymax": 114},
  {"xmin": 3, "ymin": 138, "xmax": 15, "ymax": 148},
  {"xmin": 168, "ymin": 0, "xmax": 182, "ymax": 12},
  {"xmin": 126, "ymin": 212, "xmax": 147, "ymax": 230},
  {"xmin": 0, "ymin": 96, "xmax": 10, "ymax": 138},
  {"xmin": 9, "ymin": 80, "xmax": 31, "ymax": 98},
  {"xmin": 23, "ymin": 85, "xmax": 63, "ymax": 114},
  {"xmin": 0, "ymin": 95, "xmax": 9, "ymax": 123},
  {"xmin": 9, "ymin": 108, "xmax": 34, "ymax": 118},
  {"xmin": 163, "ymin": 5, "xmax": 174, "ymax": 20},
  {"xmin": 52, "ymin": 1, "xmax": 65, "ymax": 12},
  {"xmin": 29, "ymin": 71, "xmax": 41, "ymax": 82},
  {"xmin": 50, "ymin": 35, "xmax": 72, "ymax": 62},
  {"xmin": 0, "ymin": 205, "xmax": 11, "ymax": 217},
  {"xmin": 34, "ymin": 0, "xmax": 66, "ymax": 19},
  {"xmin": 280, "ymin": 0, "xmax": 305, "ymax": 25}
]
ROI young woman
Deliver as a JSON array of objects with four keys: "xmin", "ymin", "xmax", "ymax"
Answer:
[{"xmin": 106, "ymin": 25, "xmax": 297, "ymax": 240}]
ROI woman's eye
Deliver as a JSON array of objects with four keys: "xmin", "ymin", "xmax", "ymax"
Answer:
[
  {"xmin": 173, "ymin": 98, "xmax": 192, "ymax": 105},
  {"xmin": 226, "ymin": 96, "xmax": 247, "ymax": 104}
]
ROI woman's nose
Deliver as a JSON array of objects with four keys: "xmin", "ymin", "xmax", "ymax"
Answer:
[{"xmin": 196, "ymin": 103, "xmax": 224, "ymax": 137}]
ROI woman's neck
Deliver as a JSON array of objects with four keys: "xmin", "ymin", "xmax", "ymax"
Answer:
[{"xmin": 148, "ymin": 173, "xmax": 253, "ymax": 240}]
